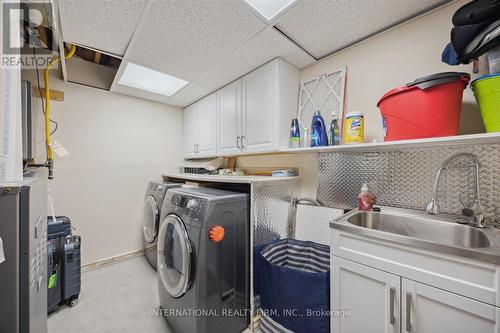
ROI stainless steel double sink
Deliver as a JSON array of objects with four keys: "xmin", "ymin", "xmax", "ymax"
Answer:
[{"xmin": 331, "ymin": 207, "xmax": 500, "ymax": 264}]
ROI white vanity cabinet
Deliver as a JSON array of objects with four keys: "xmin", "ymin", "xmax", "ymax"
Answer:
[
  {"xmin": 332, "ymin": 257, "xmax": 400, "ymax": 333},
  {"xmin": 330, "ymin": 229, "xmax": 500, "ymax": 333},
  {"xmin": 183, "ymin": 93, "xmax": 217, "ymax": 159},
  {"xmin": 402, "ymin": 279, "xmax": 499, "ymax": 333}
]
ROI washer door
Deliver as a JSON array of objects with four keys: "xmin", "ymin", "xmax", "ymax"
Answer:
[
  {"xmin": 142, "ymin": 196, "xmax": 159, "ymax": 244},
  {"xmin": 158, "ymin": 214, "xmax": 193, "ymax": 298}
]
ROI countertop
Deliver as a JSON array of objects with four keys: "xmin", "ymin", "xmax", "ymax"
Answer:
[{"xmin": 162, "ymin": 173, "xmax": 300, "ymax": 184}]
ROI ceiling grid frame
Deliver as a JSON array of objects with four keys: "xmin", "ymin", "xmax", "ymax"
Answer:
[{"xmin": 58, "ymin": 0, "xmax": 456, "ymax": 107}]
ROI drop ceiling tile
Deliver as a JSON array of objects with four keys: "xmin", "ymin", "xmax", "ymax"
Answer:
[
  {"xmin": 196, "ymin": 27, "xmax": 316, "ymax": 90},
  {"xmin": 166, "ymin": 82, "xmax": 214, "ymax": 107},
  {"xmin": 58, "ymin": 0, "xmax": 147, "ymax": 56},
  {"xmin": 276, "ymin": 0, "xmax": 450, "ymax": 59},
  {"xmin": 111, "ymin": 82, "xmax": 170, "ymax": 104},
  {"xmin": 124, "ymin": 0, "xmax": 268, "ymax": 82}
]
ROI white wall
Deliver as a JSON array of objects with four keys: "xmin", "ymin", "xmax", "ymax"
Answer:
[
  {"xmin": 22, "ymin": 70, "xmax": 184, "ymax": 266},
  {"xmin": 238, "ymin": 0, "xmax": 486, "ymax": 197}
]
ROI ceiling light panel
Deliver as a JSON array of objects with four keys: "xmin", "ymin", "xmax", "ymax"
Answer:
[
  {"xmin": 118, "ymin": 62, "xmax": 188, "ymax": 96},
  {"xmin": 245, "ymin": 0, "xmax": 297, "ymax": 21}
]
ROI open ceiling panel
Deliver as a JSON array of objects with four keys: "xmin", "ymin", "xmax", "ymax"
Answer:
[{"xmin": 58, "ymin": 0, "xmax": 147, "ymax": 56}]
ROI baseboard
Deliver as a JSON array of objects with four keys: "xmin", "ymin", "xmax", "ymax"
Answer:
[{"xmin": 82, "ymin": 249, "xmax": 146, "ymax": 272}]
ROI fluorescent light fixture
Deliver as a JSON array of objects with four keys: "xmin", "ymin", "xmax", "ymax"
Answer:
[
  {"xmin": 244, "ymin": 0, "xmax": 297, "ymax": 21},
  {"xmin": 118, "ymin": 62, "xmax": 188, "ymax": 96}
]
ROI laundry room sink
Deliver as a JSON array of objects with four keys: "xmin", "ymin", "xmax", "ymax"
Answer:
[
  {"xmin": 346, "ymin": 210, "xmax": 490, "ymax": 248},
  {"xmin": 330, "ymin": 206, "xmax": 500, "ymax": 265}
]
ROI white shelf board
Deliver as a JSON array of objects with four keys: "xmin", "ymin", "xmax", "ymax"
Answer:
[
  {"xmin": 162, "ymin": 173, "xmax": 300, "ymax": 184},
  {"xmin": 280, "ymin": 133, "xmax": 500, "ymax": 154}
]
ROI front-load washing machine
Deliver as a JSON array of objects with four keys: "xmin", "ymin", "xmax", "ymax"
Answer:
[
  {"xmin": 157, "ymin": 187, "xmax": 249, "ymax": 333},
  {"xmin": 142, "ymin": 180, "xmax": 182, "ymax": 270}
]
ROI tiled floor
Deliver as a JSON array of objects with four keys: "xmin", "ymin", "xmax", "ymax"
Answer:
[{"xmin": 48, "ymin": 256, "xmax": 253, "ymax": 333}]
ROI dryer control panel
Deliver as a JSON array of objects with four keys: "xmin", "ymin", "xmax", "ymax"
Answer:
[{"xmin": 169, "ymin": 194, "xmax": 206, "ymax": 224}]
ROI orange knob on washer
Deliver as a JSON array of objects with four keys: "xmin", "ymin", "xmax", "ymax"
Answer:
[{"xmin": 209, "ymin": 226, "xmax": 225, "ymax": 243}]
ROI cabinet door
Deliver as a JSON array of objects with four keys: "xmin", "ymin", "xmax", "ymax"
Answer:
[
  {"xmin": 241, "ymin": 60, "xmax": 279, "ymax": 153},
  {"xmin": 196, "ymin": 93, "xmax": 217, "ymax": 157},
  {"xmin": 183, "ymin": 104, "xmax": 197, "ymax": 159},
  {"xmin": 217, "ymin": 80, "xmax": 241, "ymax": 155},
  {"xmin": 402, "ymin": 279, "xmax": 500, "ymax": 333},
  {"xmin": 332, "ymin": 257, "xmax": 400, "ymax": 333}
]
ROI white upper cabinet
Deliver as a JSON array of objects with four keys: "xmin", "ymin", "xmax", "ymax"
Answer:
[
  {"xmin": 184, "ymin": 58, "xmax": 299, "ymax": 159},
  {"xmin": 241, "ymin": 60, "xmax": 279, "ymax": 153},
  {"xmin": 217, "ymin": 80, "xmax": 242, "ymax": 156},
  {"xmin": 196, "ymin": 93, "xmax": 217, "ymax": 157},
  {"xmin": 183, "ymin": 104, "xmax": 197, "ymax": 159},
  {"xmin": 183, "ymin": 93, "xmax": 217, "ymax": 159},
  {"xmin": 218, "ymin": 58, "xmax": 299, "ymax": 156}
]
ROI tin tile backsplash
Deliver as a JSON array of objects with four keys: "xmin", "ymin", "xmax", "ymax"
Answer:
[{"xmin": 317, "ymin": 144, "xmax": 500, "ymax": 222}]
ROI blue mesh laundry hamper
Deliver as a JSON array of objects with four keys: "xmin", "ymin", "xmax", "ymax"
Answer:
[{"xmin": 255, "ymin": 238, "xmax": 330, "ymax": 333}]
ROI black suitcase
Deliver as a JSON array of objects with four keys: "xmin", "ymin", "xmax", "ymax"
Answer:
[{"xmin": 47, "ymin": 216, "xmax": 81, "ymax": 313}]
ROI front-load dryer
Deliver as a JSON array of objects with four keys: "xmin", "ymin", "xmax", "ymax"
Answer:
[
  {"xmin": 142, "ymin": 180, "xmax": 181, "ymax": 270},
  {"xmin": 157, "ymin": 187, "xmax": 249, "ymax": 333}
]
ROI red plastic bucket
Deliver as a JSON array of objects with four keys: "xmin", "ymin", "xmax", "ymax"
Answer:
[{"xmin": 377, "ymin": 72, "xmax": 470, "ymax": 141}]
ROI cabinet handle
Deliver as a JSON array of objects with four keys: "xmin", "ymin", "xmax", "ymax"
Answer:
[
  {"xmin": 406, "ymin": 292, "xmax": 412, "ymax": 332},
  {"xmin": 389, "ymin": 287, "xmax": 395, "ymax": 325},
  {"xmin": 237, "ymin": 136, "xmax": 241, "ymax": 149},
  {"xmin": 241, "ymin": 135, "xmax": 245, "ymax": 148}
]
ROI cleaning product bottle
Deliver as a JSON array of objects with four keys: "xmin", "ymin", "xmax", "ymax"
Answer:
[
  {"xmin": 289, "ymin": 118, "xmax": 301, "ymax": 149},
  {"xmin": 328, "ymin": 114, "xmax": 341, "ymax": 146},
  {"xmin": 301, "ymin": 128, "xmax": 310, "ymax": 148},
  {"xmin": 310, "ymin": 110, "xmax": 328, "ymax": 147},
  {"xmin": 358, "ymin": 183, "xmax": 377, "ymax": 211},
  {"xmin": 344, "ymin": 112, "xmax": 364, "ymax": 144}
]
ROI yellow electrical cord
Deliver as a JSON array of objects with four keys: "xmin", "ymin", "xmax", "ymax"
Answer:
[{"xmin": 43, "ymin": 44, "xmax": 76, "ymax": 175}]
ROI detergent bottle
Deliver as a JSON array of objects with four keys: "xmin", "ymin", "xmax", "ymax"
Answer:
[{"xmin": 310, "ymin": 111, "xmax": 328, "ymax": 147}]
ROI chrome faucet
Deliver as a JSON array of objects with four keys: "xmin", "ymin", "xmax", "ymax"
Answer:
[{"xmin": 426, "ymin": 153, "xmax": 485, "ymax": 228}]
